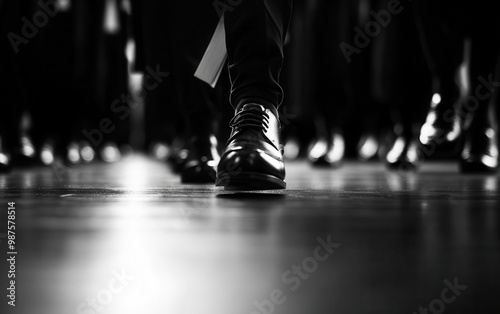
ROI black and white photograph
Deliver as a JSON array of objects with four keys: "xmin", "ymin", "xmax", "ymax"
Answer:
[{"xmin": 0, "ymin": 0, "xmax": 499, "ymax": 313}]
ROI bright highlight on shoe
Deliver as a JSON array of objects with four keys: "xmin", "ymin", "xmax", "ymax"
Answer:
[
  {"xmin": 41, "ymin": 148, "xmax": 54, "ymax": 165},
  {"xmin": 406, "ymin": 143, "xmax": 419, "ymax": 163},
  {"xmin": 21, "ymin": 144, "xmax": 35, "ymax": 158},
  {"xmin": 101, "ymin": 144, "xmax": 121, "ymax": 163},
  {"xmin": 0, "ymin": 153, "xmax": 9, "ymax": 165},
  {"xmin": 485, "ymin": 128, "xmax": 495, "ymax": 139},
  {"xmin": 309, "ymin": 140, "xmax": 328, "ymax": 160},
  {"xmin": 326, "ymin": 134, "xmax": 345, "ymax": 163},
  {"xmin": 80, "ymin": 145, "xmax": 96, "ymax": 163},
  {"xmin": 284, "ymin": 138, "xmax": 300, "ymax": 160},
  {"xmin": 67, "ymin": 145, "xmax": 81, "ymax": 164},
  {"xmin": 359, "ymin": 136, "xmax": 378, "ymax": 160},
  {"xmin": 481, "ymin": 155, "xmax": 498, "ymax": 168},
  {"xmin": 431, "ymin": 93, "xmax": 441, "ymax": 107},
  {"xmin": 152, "ymin": 143, "xmax": 170, "ymax": 161},
  {"xmin": 386, "ymin": 137, "xmax": 405, "ymax": 164},
  {"xmin": 420, "ymin": 122, "xmax": 437, "ymax": 145}
]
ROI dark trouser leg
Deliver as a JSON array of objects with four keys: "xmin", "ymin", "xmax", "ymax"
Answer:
[
  {"xmin": 376, "ymin": 0, "xmax": 432, "ymax": 170},
  {"xmin": 171, "ymin": 0, "xmax": 222, "ymax": 136},
  {"xmin": 0, "ymin": 0, "xmax": 39, "ymax": 163},
  {"xmin": 459, "ymin": 6, "xmax": 500, "ymax": 172},
  {"xmin": 307, "ymin": 0, "xmax": 353, "ymax": 167},
  {"xmin": 468, "ymin": 8, "xmax": 500, "ymax": 133},
  {"xmin": 224, "ymin": 0, "xmax": 292, "ymax": 109},
  {"xmin": 415, "ymin": 0, "xmax": 467, "ymax": 148},
  {"xmin": 375, "ymin": 0, "xmax": 431, "ymax": 137},
  {"xmin": 416, "ymin": 0, "xmax": 466, "ymax": 104},
  {"xmin": 133, "ymin": 0, "xmax": 179, "ymax": 149}
]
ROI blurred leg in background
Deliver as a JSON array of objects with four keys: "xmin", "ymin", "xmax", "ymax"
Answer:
[
  {"xmin": 415, "ymin": 1, "xmax": 467, "ymax": 159},
  {"xmin": 96, "ymin": 0, "xmax": 131, "ymax": 162},
  {"xmin": 306, "ymin": 0, "xmax": 354, "ymax": 168},
  {"xmin": 285, "ymin": 0, "xmax": 387, "ymax": 167},
  {"xmin": 460, "ymin": 5, "xmax": 500, "ymax": 172},
  {"xmin": 371, "ymin": 0, "xmax": 432, "ymax": 171},
  {"xmin": 0, "ymin": 0, "xmax": 41, "ymax": 171},
  {"xmin": 280, "ymin": 0, "xmax": 314, "ymax": 161},
  {"xmin": 131, "ymin": 0, "xmax": 178, "ymax": 162},
  {"xmin": 0, "ymin": 0, "xmax": 16, "ymax": 171},
  {"xmin": 416, "ymin": 1, "xmax": 499, "ymax": 172},
  {"xmin": 90, "ymin": 0, "xmax": 130, "ymax": 163},
  {"xmin": 353, "ymin": 0, "xmax": 390, "ymax": 162},
  {"xmin": 31, "ymin": 0, "xmax": 79, "ymax": 167},
  {"xmin": 0, "ymin": 0, "xmax": 15, "ymax": 171}
]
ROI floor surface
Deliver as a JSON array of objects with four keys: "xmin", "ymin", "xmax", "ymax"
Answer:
[{"xmin": 0, "ymin": 155, "xmax": 499, "ymax": 314}]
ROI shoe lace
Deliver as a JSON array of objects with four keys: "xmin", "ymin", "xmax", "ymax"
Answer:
[{"xmin": 229, "ymin": 105, "xmax": 270, "ymax": 132}]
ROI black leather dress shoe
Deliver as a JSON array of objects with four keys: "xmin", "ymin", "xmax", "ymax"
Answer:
[
  {"xmin": 308, "ymin": 133, "xmax": 345, "ymax": 167},
  {"xmin": 460, "ymin": 127, "xmax": 498, "ymax": 173},
  {"xmin": 419, "ymin": 94, "xmax": 462, "ymax": 151},
  {"xmin": 385, "ymin": 136, "xmax": 422, "ymax": 172},
  {"xmin": 181, "ymin": 135, "xmax": 220, "ymax": 183},
  {"xmin": 216, "ymin": 103, "xmax": 286, "ymax": 190}
]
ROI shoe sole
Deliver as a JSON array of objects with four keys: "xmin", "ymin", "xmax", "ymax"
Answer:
[{"xmin": 216, "ymin": 172, "xmax": 286, "ymax": 191}]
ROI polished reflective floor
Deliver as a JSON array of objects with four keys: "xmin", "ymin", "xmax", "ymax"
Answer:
[{"xmin": 0, "ymin": 155, "xmax": 499, "ymax": 314}]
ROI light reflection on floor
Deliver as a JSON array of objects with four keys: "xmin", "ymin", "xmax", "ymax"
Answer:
[{"xmin": 0, "ymin": 155, "xmax": 499, "ymax": 314}]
